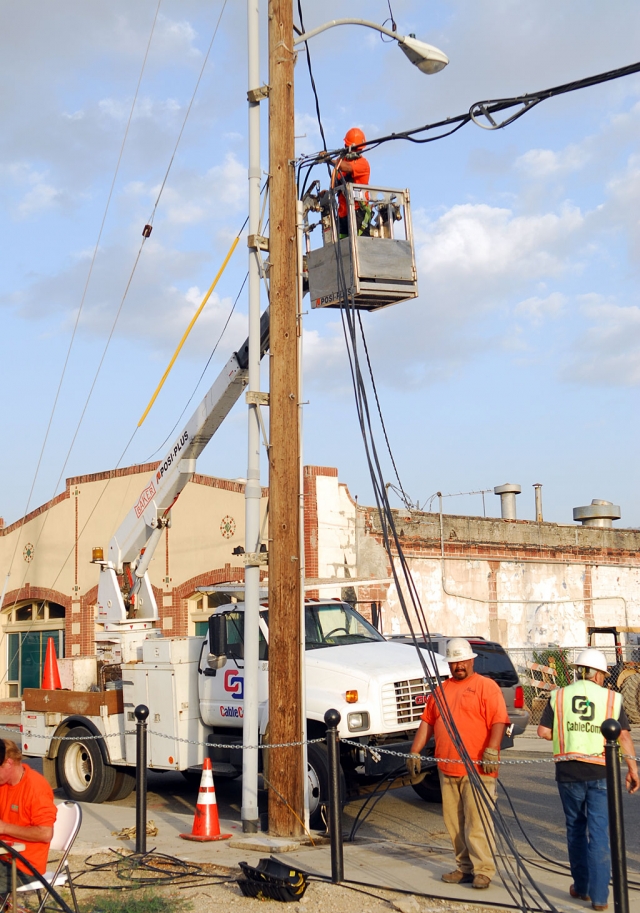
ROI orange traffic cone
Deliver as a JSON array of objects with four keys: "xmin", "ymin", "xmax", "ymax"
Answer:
[
  {"xmin": 42, "ymin": 637, "xmax": 62, "ymax": 690},
  {"xmin": 180, "ymin": 758, "xmax": 231, "ymax": 842}
]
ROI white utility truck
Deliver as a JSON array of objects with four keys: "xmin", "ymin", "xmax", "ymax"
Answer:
[{"xmin": 20, "ymin": 308, "xmax": 447, "ymax": 825}]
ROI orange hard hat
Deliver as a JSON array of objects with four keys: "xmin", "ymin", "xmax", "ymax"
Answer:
[{"xmin": 344, "ymin": 127, "xmax": 366, "ymax": 149}]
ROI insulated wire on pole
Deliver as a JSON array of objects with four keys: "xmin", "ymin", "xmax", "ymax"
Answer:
[
  {"xmin": 297, "ymin": 59, "xmax": 640, "ymax": 170},
  {"xmin": 4, "ymin": 0, "xmax": 163, "ymax": 582},
  {"xmin": 2, "ymin": 0, "xmax": 232, "ymax": 662},
  {"xmin": 327, "ymin": 190, "xmax": 559, "ymax": 911}
]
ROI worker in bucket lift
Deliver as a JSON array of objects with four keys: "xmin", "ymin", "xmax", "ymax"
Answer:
[
  {"xmin": 321, "ymin": 127, "xmax": 371, "ymax": 237},
  {"xmin": 537, "ymin": 648, "xmax": 639, "ymax": 911},
  {"xmin": 0, "ymin": 739, "xmax": 57, "ymax": 899},
  {"xmin": 407, "ymin": 638, "xmax": 510, "ymax": 890}
]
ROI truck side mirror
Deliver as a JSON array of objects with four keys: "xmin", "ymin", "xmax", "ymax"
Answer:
[{"xmin": 207, "ymin": 614, "xmax": 228, "ymax": 670}]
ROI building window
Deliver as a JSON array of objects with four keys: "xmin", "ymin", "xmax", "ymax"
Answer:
[{"xmin": 4, "ymin": 601, "xmax": 65, "ymax": 697}]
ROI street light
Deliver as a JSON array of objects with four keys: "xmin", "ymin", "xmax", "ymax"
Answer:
[
  {"xmin": 264, "ymin": 3, "xmax": 449, "ymax": 838},
  {"xmin": 293, "ymin": 18, "xmax": 449, "ymax": 75}
]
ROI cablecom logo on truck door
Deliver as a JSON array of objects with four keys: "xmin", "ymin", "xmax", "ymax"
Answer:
[{"xmin": 224, "ymin": 669, "xmax": 244, "ymax": 699}]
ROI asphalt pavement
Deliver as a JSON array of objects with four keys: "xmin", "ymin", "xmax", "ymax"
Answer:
[{"xmin": 2, "ymin": 723, "xmax": 639, "ymax": 910}]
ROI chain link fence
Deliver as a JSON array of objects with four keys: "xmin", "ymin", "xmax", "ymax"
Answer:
[{"xmin": 509, "ymin": 645, "xmax": 640, "ymax": 725}]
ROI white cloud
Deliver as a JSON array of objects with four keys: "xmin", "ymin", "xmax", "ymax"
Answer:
[
  {"xmin": 514, "ymin": 292, "xmax": 566, "ymax": 324},
  {"xmin": 563, "ymin": 298, "xmax": 640, "ymax": 386},
  {"xmin": 515, "ymin": 145, "xmax": 589, "ymax": 179},
  {"xmin": 416, "ymin": 202, "xmax": 584, "ymax": 291}
]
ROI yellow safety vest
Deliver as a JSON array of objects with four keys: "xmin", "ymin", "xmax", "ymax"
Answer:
[{"xmin": 551, "ymin": 680, "xmax": 621, "ymax": 765}]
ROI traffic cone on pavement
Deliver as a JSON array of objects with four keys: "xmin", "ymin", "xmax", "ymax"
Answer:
[
  {"xmin": 180, "ymin": 758, "xmax": 231, "ymax": 841},
  {"xmin": 41, "ymin": 637, "xmax": 62, "ymax": 690}
]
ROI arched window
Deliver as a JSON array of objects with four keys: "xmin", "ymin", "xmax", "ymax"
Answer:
[{"xmin": 5, "ymin": 601, "xmax": 65, "ymax": 697}]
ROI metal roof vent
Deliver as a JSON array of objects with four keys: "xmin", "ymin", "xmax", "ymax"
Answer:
[
  {"xmin": 494, "ymin": 483, "xmax": 521, "ymax": 520},
  {"xmin": 573, "ymin": 499, "xmax": 621, "ymax": 528}
]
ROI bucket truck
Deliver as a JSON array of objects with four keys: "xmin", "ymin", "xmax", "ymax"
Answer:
[{"xmin": 20, "ymin": 309, "xmax": 449, "ymax": 826}]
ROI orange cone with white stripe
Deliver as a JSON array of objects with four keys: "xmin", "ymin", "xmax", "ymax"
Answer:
[
  {"xmin": 180, "ymin": 758, "xmax": 231, "ymax": 842},
  {"xmin": 42, "ymin": 637, "xmax": 62, "ymax": 690}
]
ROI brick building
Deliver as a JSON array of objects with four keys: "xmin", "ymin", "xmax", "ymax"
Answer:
[{"xmin": 1, "ymin": 462, "xmax": 638, "ymax": 696}]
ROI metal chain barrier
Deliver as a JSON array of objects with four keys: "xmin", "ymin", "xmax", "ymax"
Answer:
[{"xmin": 19, "ymin": 728, "xmax": 640, "ymax": 762}]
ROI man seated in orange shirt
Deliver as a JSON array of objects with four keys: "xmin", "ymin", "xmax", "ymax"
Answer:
[
  {"xmin": 408, "ymin": 639, "xmax": 509, "ymax": 890},
  {"xmin": 0, "ymin": 740, "xmax": 57, "ymax": 896}
]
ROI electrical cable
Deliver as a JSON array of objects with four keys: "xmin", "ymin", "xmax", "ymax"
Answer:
[
  {"xmin": 142, "ymin": 270, "xmax": 249, "ymax": 462},
  {"xmin": 297, "ymin": 59, "xmax": 640, "ymax": 179},
  {"xmin": 356, "ymin": 311, "xmax": 410, "ymax": 509},
  {"xmin": 143, "ymin": 0, "xmax": 229, "ymax": 234},
  {"xmin": 4, "ymin": 0, "xmax": 163, "ymax": 584},
  {"xmin": 322, "ymin": 186, "xmax": 560, "ymax": 911},
  {"xmin": 73, "ymin": 848, "xmax": 232, "ymax": 889},
  {"xmin": 1, "ymin": 0, "xmax": 233, "ymax": 678},
  {"xmin": 296, "ymin": 0, "xmax": 328, "ymax": 153},
  {"xmin": 381, "ymin": 0, "xmax": 397, "ymax": 39},
  {"xmin": 296, "ymin": 1, "xmax": 333, "ymax": 202},
  {"xmin": 347, "ymin": 766, "xmax": 406, "ymax": 841}
]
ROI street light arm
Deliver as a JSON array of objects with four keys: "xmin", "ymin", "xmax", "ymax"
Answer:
[
  {"xmin": 293, "ymin": 19, "xmax": 449, "ymax": 75},
  {"xmin": 293, "ymin": 18, "xmax": 400, "ymax": 46}
]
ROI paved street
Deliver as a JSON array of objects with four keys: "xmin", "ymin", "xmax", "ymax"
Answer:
[{"xmin": 97, "ymin": 748, "xmax": 640, "ymax": 879}]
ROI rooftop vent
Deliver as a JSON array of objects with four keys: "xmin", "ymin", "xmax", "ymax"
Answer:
[
  {"xmin": 494, "ymin": 483, "xmax": 521, "ymax": 520},
  {"xmin": 573, "ymin": 499, "xmax": 621, "ymax": 528}
]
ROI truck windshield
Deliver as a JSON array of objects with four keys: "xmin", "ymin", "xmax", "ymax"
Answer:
[{"xmin": 260, "ymin": 603, "xmax": 384, "ymax": 650}]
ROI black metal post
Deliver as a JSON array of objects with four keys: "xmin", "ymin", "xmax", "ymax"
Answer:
[
  {"xmin": 134, "ymin": 704, "xmax": 149, "ymax": 855},
  {"xmin": 601, "ymin": 718, "xmax": 629, "ymax": 913},
  {"xmin": 324, "ymin": 708, "xmax": 343, "ymax": 883}
]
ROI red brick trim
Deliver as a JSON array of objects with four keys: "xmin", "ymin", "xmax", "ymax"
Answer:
[{"xmin": 2, "ymin": 585, "xmax": 70, "ymax": 613}]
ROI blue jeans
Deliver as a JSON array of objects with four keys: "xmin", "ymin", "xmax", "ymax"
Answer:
[{"xmin": 557, "ymin": 779, "xmax": 610, "ymax": 906}]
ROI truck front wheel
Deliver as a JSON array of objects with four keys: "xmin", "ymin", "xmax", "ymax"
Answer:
[
  {"xmin": 57, "ymin": 727, "xmax": 117, "ymax": 803},
  {"xmin": 307, "ymin": 743, "xmax": 346, "ymax": 830}
]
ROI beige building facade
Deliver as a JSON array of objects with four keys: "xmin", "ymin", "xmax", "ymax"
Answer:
[{"xmin": 1, "ymin": 461, "xmax": 639, "ymax": 698}]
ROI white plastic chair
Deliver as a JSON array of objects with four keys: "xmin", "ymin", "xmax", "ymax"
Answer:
[{"xmin": 17, "ymin": 800, "xmax": 81, "ymax": 913}]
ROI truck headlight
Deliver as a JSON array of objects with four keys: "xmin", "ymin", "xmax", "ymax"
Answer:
[{"xmin": 347, "ymin": 712, "xmax": 370, "ymax": 732}]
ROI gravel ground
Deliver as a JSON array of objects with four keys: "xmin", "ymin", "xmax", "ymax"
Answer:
[{"xmin": 63, "ymin": 851, "xmax": 504, "ymax": 913}]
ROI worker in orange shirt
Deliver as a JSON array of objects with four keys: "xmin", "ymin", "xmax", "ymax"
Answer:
[
  {"xmin": 328, "ymin": 127, "xmax": 371, "ymax": 237},
  {"xmin": 0, "ymin": 739, "xmax": 57, "ymax": 898},
  {"xmin": 407, "ymin": 639, "xmax": 510, "ymax": 890}
]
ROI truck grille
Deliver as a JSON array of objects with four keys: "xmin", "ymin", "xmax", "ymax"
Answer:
[{"xmin": 382, "ymin": 678, "xmax": 429, "ymax": 726}]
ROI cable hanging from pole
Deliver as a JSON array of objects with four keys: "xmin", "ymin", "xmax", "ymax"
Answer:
[{"xmin": 298, "ymin": 58, "xmax": 640, "ymax": 169}]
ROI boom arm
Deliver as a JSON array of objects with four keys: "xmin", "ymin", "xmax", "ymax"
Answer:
[{"xmin": 95, "ymin": 308, "xmax": 270, "ymax": 628}]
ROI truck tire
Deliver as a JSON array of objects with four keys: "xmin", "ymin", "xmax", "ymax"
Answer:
[
  {"xmin": 621, "ymin": 673, "xmax": 640, "ymax": 724},
  {"xmin": 411, "ymin": 767, "xmax": 442, "ymax": 803},
  {"xmin": 307, "ymin": 743, "xmax": 345, "ymax": 830},
  {"xmin": 57, "ymin": 727, "xmax": 117, "ymax": 803},
  {"xmin": 106, "ymin": 767, "xmax": 136, "ymax": 802}
]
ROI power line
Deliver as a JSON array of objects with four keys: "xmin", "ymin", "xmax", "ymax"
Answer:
[
  {"xmin": 5, "ymin": 0, "xmax": 164, "ymax": 582},
  {"xmin": 299, "ymin": 59, "xmax": 640, "ymax": 166}
]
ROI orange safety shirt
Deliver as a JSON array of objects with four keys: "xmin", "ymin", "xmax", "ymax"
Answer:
[
  {"xmin": 421, "ymin": 673, "xmax": 510, "ymax": 778},
  {"xmin": 336, "ymin": 155, "xmax": 370, "ymax": 218},
  {"xmin": 0, "ymin": 764, "xmax": 57, "ymax": 874}
]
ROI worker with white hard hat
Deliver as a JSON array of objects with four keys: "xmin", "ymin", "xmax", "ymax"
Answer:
[
  {"xmin": 408, "ymin": 637, "xmax": 510, "ymax": 890},
  {"xmin": 538, "ymin": 648, "xmax": 639, "ymax": 911}
]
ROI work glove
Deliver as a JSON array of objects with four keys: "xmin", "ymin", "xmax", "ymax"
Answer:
[
  {"xmin": 405, "ymin": 755, "xmax": 422, "ymax": 779},
  {"xmin": 345, "ymin": 150, "xmax": 361, "ymax": 160},
  {"xmin": 481, "ymin": 747, "xmax": 500, "ymax": 776}
]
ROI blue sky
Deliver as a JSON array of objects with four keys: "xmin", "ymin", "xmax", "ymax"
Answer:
[{"xmin": 1, "ymin": 0, "xmax": 639, "ymax": 531}]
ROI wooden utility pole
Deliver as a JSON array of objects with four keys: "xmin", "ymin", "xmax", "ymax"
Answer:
[{"xmin": 267, "ymin": 0, "xmax": 304, "ymax": 836}]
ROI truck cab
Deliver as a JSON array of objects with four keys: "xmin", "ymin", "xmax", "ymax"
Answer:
[{"xmin": 201, "ymin": 599, "xmax": 450, "ymax": 825}]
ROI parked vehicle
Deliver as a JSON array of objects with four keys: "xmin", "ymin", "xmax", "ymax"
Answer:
[
  {"xmin": 22, "ymin": 600, "xmax": 450, "ymax": 826},
  {"xmin": 392, "ymin": 634, "xmax": 530, "ymax": 802},
  {"xmin": 588, "ymin": 625, "xmax": 640, "ymax": 723}
]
